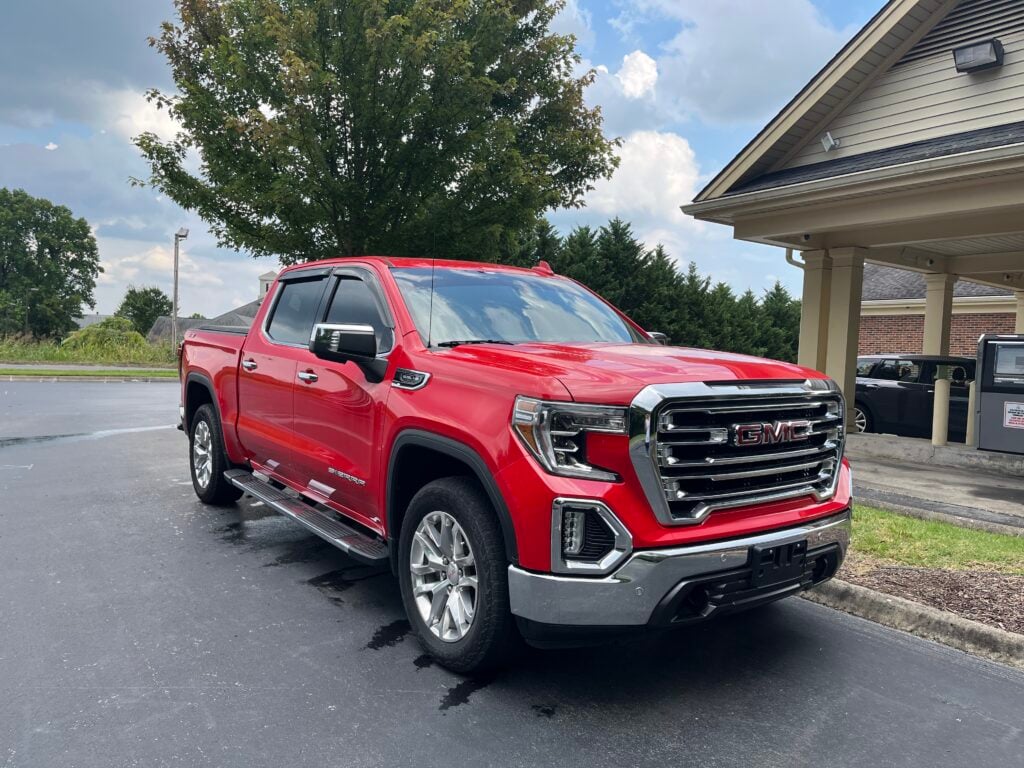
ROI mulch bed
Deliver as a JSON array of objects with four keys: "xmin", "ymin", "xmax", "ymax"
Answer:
[{"xmin": 840, "ymin": 553, "xmax": 1024, "ymax": 635}]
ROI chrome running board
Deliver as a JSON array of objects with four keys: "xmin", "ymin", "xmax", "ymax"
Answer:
[{"xmin": 224, "ymin": 469, "xmax": 388, "ymax": 564}]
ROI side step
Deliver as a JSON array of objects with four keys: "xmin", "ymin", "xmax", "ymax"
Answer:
[{"xmin": 224, "ymin": 469, "xmax": 389, "ymax": 564}]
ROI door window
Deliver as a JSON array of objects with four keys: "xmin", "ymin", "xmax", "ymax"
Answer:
[
  {"xmin": 875, "ymin": 359, "xmax": 921, "ymax": 382},
  {"xmin": 325, "ymin": 276, "xmax": 394, "ymax": 353},
  {"xmin": 266, "ymin": 277, "xmax": 327, "ymax": 345},
  {"xmin": 932, "ymin": 361, "xmax": 974, "ymax": 388},
  {"xmin": 856, "ymin": 359, "xmax": 877, "ymax": 377}
]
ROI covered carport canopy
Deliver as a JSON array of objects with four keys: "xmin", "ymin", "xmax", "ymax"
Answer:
[{"xmin": 683, "ymin": 0, "xmax": 1024, "ymax": 433}]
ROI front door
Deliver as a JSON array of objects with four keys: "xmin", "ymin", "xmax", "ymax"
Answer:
[
  {"xmin": 291, "ymin": 269, "xmax": 396, "ymax": 533},
  {"xmin": 236, "ymin": 274, "xmax": 329, "ymax": 484}
]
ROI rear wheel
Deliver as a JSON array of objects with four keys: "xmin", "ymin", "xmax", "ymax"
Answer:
[
  {"xmin": 189, "ymin": 404, "xmax": 243, "ymax": 506},
  {"xmin": 853, "ymin": 403, "xmax": 872, "ymax": 433},
  {"xmin": 398, "ymin": 477, "xmax": 519, "ymax": 674}
]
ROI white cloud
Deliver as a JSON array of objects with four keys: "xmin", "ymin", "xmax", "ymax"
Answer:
[
  {"xmin": 99, "ymin": 87, "xmax": 181, "ymax": 142},
  {"xmin": 95, "ymin": 236, "xmax": 280, "ymax": 318},
  {"xmin": 615, "ymin": 51, "xmax": 657, "ymax": 99},
  {"xmin": 551, "ymin": 0, "xmax": 595, "ymax": 50},
  {"xmin": 612, "ymin": 0, "xmax": 854, "ymax": 124},
  {"xmin": 44, "ymin": 142, "xmax": 58, "ymax": 151},
  {"xmin": 587, "ymin": 131, "xmax": 700, "ymax": 228}
]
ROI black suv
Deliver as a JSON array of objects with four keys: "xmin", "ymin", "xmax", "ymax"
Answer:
[{"xmin": 854, "ymin": 354, "xmax": 976, "ymax": 442}]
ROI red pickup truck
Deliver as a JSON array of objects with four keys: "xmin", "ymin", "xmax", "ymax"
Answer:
[{"xmin": 180, "ymin": 256, "xmax": 851, "ymax": 672}]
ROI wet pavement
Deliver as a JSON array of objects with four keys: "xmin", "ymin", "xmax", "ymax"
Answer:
[{"xmin": 1, "ymin": 382, "xmax": 1022, "ymax": 767}]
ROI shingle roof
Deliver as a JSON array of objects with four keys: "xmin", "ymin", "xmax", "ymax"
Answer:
[
  {"xmin": 73, "ymin": 313, "xmax": 113, "ymax": 329},
  {"xmin": 862, "ymin": 263, "xmax": 1013, "ymax": 302},
  {"xmin": 145, "ymin": 299, "xmax": 263, "ymax": 343},
  {"xmin": 209, "ymin": 299, "xmax": 262, "ymax": 328},
  {"xmin": 728, "ymin": 121, "xmax": 1024, "ymax": 196}
]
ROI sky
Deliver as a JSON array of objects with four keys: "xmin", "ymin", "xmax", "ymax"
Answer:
[{"xmin": 0, "ymin": 0, "xmax": 882, "ymax": 319}]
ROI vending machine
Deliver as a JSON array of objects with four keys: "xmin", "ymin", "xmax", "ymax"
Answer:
[{"xmin": 976, "ymin": 334, "xmax": 1024, "ymax": 454}]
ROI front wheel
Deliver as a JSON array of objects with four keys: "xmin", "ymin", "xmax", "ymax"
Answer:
[
  {"xmin": 189, "ymin": 404, "xmax": 243, "ymax": 506},
  {"xmin": 852, "ymin": 403, "xmax": 872, "ymax": 433},
  {"xmin": 398, "ymin": 477, "xmax": 519, "ymax": 674}
]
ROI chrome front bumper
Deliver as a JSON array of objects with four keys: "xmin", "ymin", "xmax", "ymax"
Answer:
[{"xmin": 508, "ymin": 509, "xmax": 851, "ymax": 627}]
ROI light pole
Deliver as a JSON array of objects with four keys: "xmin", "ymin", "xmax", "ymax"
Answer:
[
  {"xmin": 172, "ymin": 227, "xmax": 189, "ymax": 349},
  {"xmin": 22, "ymin": 287, "xmax": 39, "ymax": 335}
]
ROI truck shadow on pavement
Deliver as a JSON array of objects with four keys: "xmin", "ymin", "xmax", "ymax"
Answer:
[{"xmin": 202, "ymin": 497, "xmax": 820, "ymax": 714}]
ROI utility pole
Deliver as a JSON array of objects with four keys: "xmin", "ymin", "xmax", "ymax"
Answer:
[{"xmin": 172, "ymin": 228, "xmax": 189, "ymax": 349}]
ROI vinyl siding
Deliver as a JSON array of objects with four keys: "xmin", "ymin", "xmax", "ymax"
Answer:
[{"xmin": 783, "ymin": 26, "xmax": 1024, "ymax": 169}]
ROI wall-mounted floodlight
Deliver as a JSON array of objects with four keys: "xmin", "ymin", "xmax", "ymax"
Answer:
[
  {"xmin": 953, "ymin": 39, "xmax": 1004, "ymax": 73},
  {"xmin": 820, "ymin": 131, "xmax": 840, "ymax": 153}
]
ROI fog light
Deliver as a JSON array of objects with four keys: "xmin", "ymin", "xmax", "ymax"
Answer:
[{"xmin": 561, "ymin": 509, "xmax": 586, "ymax": 556}]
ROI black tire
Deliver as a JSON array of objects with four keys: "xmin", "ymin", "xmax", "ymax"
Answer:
[
  {"xmin": 189, "ymin": 403, "xmax": 243, "ymax": 506},
  {"xmin": 853, "ymin": 401, "xmax": 874, "ymax": 433},
  {"xmin": 398, "ymin": 477, "xmax": 520, "ymax": 674}
]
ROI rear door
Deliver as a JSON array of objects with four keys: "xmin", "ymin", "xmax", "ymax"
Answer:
[
  {"xmin": 236, "ymin": 271, "xmax": 330, "ymax": 482},
  {"xmin": 290, "ymin": 268, "xmax": 396, "ymax": 533},
  {"xmin": 863, "ymin": 358, "xmax": 928, "ymax": 436}
]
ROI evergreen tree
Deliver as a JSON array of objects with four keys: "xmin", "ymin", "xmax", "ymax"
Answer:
[{"xmin": 523, "ymin": 218, "xmax": 802, "ymax": 362}]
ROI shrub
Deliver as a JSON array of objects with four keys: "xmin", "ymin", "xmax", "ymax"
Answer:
[{"xmin": 62, "ymin": 317, "xmax": 148, "ymax": 352}]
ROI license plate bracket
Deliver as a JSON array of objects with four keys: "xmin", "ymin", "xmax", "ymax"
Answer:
[{"xmin": 750, "ymin": 540, "xmax": 807, "ymax": 587}]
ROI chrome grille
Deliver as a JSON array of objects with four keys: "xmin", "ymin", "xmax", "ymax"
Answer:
[{"xmin": 629, "ymin": 381, "xmax": 845, "ymax": 527}]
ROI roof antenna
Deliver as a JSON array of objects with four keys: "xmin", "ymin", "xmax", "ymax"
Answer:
[{"xmin": 426, "ymin": 257, "xmax": 436, "ymax": 348}]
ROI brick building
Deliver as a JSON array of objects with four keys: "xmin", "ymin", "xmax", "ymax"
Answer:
[{"xmin": 859, "ymin": 264, "xmax": 1016, "ymax": 357}]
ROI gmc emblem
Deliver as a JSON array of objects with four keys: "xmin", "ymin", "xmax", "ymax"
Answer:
[{"xmin": 733, "ymin": 420, "xmax": 813, "ymax": 447}]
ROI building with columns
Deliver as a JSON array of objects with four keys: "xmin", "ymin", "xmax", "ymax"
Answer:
[
  {"xmin": 861, "ymin": 263, "xmax": 1020, "ymax": 356},
  {"xmin": 683, "ymin": 0, "xmax": 1024, "ymax": 431}
]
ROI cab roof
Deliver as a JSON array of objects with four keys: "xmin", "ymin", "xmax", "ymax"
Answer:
[{"xmin": 278, "ymin": 255, "xmax": 553, "ymax": 277}]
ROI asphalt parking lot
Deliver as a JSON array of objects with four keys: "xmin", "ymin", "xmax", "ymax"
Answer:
[{"xmin": 2, "ymin": 381, "xmax": 1022, "ymax": 767}]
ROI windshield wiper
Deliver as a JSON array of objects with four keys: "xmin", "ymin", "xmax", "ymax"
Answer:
[{"xmin": 435, "ymin": 339, "xmax": 515, "ymax": 348}]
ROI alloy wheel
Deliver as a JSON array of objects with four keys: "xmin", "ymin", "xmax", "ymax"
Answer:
[
  {"xmin": 409, "ymin": 510, "xmax": 478, "ymax": 643},
  {"xmin": 193, "ymin": 420, "xmax": 213, "ymax": 489},
  {"xmin": 853, "ymin": 407, "xmax": 868, "ymax": 433}
]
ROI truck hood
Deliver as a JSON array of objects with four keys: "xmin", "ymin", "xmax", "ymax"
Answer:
[{"xmin": 439, "ymin": 342, "xmax": 825, "ymax": 404}]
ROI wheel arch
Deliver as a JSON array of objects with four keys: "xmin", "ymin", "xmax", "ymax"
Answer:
[
  {"xmin": 184, "ymin": 372, "xmax": 220, "ymax": 435},
  {"xmin": 386, "ymin": 430, "xmax": 518, "ymax": 572}
]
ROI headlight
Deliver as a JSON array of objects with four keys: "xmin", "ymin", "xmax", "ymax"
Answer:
[{"xmin": 512, "ymin": 396, "xmax": 627, "ymax": 481}]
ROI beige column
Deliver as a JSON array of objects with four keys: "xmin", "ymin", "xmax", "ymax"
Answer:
[
  {"xmin": 1015, "ymin": 290, "xmax": 1024, "ymax": 334},
  {"xmin": 797, "ymin": 250, "xmax": 832, "ymax": 372},
  {"xmin": 824, "ymin": 248, "xmax": 866, "ymax": 425},
  {"xmin": 923, "ymin": 273, "xmax": 955, "ymax": 355}
]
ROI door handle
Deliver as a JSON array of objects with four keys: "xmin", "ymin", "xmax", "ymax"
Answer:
[
  {"xmin": 241, "ymin": 359, "xmax": 258, "ymax": 371},
  {"xmin": 297, "ymin": 371, "xmax": 319, "ymax": 384}
]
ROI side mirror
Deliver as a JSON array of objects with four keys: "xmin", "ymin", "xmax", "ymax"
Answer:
[
  {"xmin": 648, "ymin": 331, "xmax": 669, "ymax": 345},
  {"xmin": 309, "ymin": 323, "xmax": 377, "ymax": 363}
]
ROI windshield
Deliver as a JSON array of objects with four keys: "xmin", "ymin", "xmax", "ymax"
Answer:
[{"xmin": 391, "ymin": 267, "xmax": 646, "ymax": 346}]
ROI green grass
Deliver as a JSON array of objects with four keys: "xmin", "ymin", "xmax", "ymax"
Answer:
[
  {"xmin": 0, "ymin": 367, "xmax": 178, "ymax": 378},
  {"xmin": 0, "ymin": 338, "xmax": 176, "ymax": 367},
  {"xmin": 852, "ymin": 505, "xmax": 1024, "ymax": 575}
]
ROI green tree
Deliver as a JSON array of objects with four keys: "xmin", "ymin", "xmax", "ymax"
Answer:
[
  {"xmin": 538, "ymin": 217, "xmax": 803, "ymax": 362},
  {"xmin": 757, "ymin": 281, "xmax": 802, "ymax": 362},
  {"xmin": 0, "ymin": 188, "xmax": 102, "ymax": 338},
  {"xmin": 115, "ymin": 285, "xmax": 173, "ymax": 336},
  {"xmin": 135, "ymin": 0, "xmax": 618, "ymax": 265}
]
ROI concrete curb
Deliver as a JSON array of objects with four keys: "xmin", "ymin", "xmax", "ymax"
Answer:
[
  {"xmin": 803, "ymin": 578, "xmax": 1024, "ymax": 670},
  {"xmin": 1, "ymin": 375, "xmax": 178, "ymax": 383},
  {"xmin": 855, "ymin": 488, "xmax": 1024, "ymax": 537},
  {"xmin": 846, "ymin": 433, "xmax": 1024, "ymax": 477}
]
